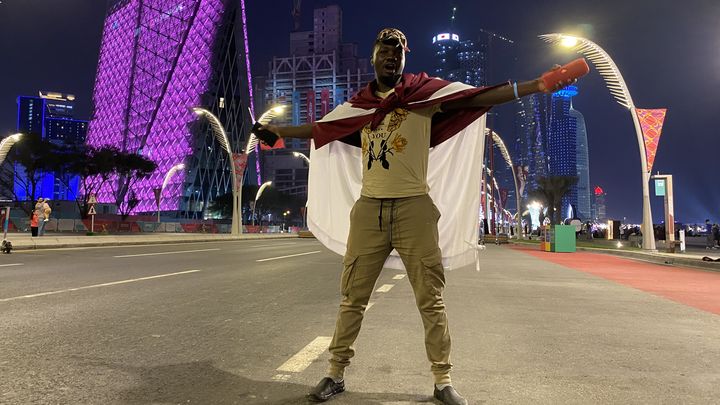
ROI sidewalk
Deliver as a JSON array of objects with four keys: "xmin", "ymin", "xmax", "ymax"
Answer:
[
  {"xmin": 1, "ymin": 232, "xmax": 298, "ymax": 251},
  {"xmin": 513, "ymin": 239, "xmax": 720, "ymax": 273}
]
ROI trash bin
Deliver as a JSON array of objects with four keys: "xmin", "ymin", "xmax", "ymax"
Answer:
[
  {"xmin": 553, "ymin": 225, "xmax": 576, "ymax": 252},
  {"xmin": 540, "ymin": 225, "xmax": 576, "ymax": 252}
]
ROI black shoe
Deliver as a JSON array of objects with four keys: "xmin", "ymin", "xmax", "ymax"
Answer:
[
  {"xmin": 433, "ymin": 385, "xmax": 468, "ymax": 405},
  {"xmin": 307, "ymin": 377, "xmax": 345, "ymax": 402}
]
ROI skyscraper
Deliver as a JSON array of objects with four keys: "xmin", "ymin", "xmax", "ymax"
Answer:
[
  {"xmin": 515, "ymin": 93, "xmax": 552, "ymax": 197},
  {"xmin": 432, "ymin": 32, "xmax": 487, "ymax": 87},
  {"xmin": 14, "ymin": 91, "xmax": 88, "ymax": 200},
  {"xmin": 548, "ymin": 85, "xmax": 578, "ymax": 219},
  {"xmin": 592, "ymin": 185, "xmax": 607, "ymax": 222},
  {"xmin": 86, "ymin": 0, "xmax": 254, "ymax": 217},
  {"xmin": 571, "ymin": 105, "xmax": 591, "ymax": 220},
  {"xmin": 260, "ymin": 4, "xmax": 374, "ymax": 196}
]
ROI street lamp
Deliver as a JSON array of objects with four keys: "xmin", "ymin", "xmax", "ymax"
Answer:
[
  {"xmin": 0, "ymin": 133, "xmax": 22, "ymax": 165},
  {"xmin": 540, "ymin": 33, "xmax": 656, "ymax": 251},
  {"xmin": 194, "ymin": 105, "xmax": 285, "ymax": 234},
  {"xmin": 156, "ymin": 163, "xmax": 185, "ymax": 223},
  {"xmin": 252, "ymin": 180, "xmax": 272, "ymax": 226},
  {"xmin": 292, "ymin": 151, "xmax": 311, "ymax": 164},
  {"xmin": 193, "ymin": 107, "xmax": 243, "ymax": 235},
  {"xmin": 245, "ymin": 105, "xmax": 286, "ymax": 154},
  {"xmin": 486, "ymin": 129, "xmax": 522, "ymax": 239}
]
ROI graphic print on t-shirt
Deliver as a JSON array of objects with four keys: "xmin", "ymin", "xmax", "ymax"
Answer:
[{"xmin": 361, "ymin": 108, "xmax": 409, "ymax": 170}]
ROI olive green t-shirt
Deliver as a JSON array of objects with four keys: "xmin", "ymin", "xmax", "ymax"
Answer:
[{"xmin": 360, "ymin": 89, "xmax": 441, "ymax": 198}]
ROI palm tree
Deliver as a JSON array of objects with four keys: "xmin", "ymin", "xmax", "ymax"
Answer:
[{"xmin": 527, "ymin": 176, "xmax": 578, "ymax": 225}]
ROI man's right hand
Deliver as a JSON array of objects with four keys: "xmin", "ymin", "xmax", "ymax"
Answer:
[{"xmin": 252, "ymin": 122, "xmax": 281, "ymax": 147}]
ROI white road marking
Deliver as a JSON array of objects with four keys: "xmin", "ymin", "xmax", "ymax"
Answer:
[
  {"xmin": 0, "ymin": 263, "xmax": 23, "ymax": 268},
  {"xmin": 113, "ymin": 248, "xmax": 220, "ymax": 258},
  {"xmin": 272, "ymin": 374, "xmax": 292, "ymax": 381},
  {"xmin": 376, "ymin": 284, "xmax": 394, "ymax": 293},
  {"xmin": 15, "ymin": 239, "xmax": 293, "ymax": 254},
  {"xmin": 0, "ymin": 270, "xmax": 201, "ymax": 303},
  {"xmin": 256, "ymin": 251, "xmax": 321, "ymax": 262},
  {"xmin": 276, "ymin": 336, "xmax": 332, "ymax": 373},
  {"xmin": 392, "ymin": 274, "xmax": 406, "ymax": 280},
  {"xmin": 366, "ymin": 302, "xmax": 375, "ymax": 311},
  {"xmin": 251, "ymin": 242, "xmax": 298, "ymax": 248}
]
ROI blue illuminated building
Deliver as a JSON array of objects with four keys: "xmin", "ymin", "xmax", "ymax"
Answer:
[
  {"xmin": 571, "ymin": 104, "xmax": 591, "ymax": 220},
  {"xmin": 15, "ymin": 92, "xmax": 88, "ymax": 201},
  {"xmin": 515, "ymin": 85, "xmax": 590, "ymax": 221}
]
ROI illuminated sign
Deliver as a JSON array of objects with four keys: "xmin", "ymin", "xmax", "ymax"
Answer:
[
  {"xmin": 655, "ymin": 179, "xmax": 665, "ymax": 196},
  {"xmin": 432, "ymin": 33, "xmax": 460, "ymax": 43}
]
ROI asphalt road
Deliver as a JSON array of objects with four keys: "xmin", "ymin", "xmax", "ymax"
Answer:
[{"xmin": 1, "ymin": 240, "xmax": 719, "ymax": 404}]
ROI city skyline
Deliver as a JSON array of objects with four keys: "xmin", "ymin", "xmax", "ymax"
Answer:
[{"xmin": 0, "ymin": 0, "xmax": 718, "ymax": 223}]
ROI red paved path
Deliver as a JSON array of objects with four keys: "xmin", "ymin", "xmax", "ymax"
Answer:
[{"xmin": 511, "ymin": 244, "xmax": 720, "ymax": 315}]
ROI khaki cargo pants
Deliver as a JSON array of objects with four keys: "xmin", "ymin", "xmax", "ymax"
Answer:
[{"xmin": 327, "ymin": 194, "xmax": 453, "ymax": 385}]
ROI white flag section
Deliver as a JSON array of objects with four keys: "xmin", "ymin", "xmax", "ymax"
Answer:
[{"xmin": 307, "ymin": 115, "xmax": 486, "ymax": 270}]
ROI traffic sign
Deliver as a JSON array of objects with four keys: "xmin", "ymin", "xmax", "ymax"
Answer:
[
  {"xmin": 88, "ymin": 194, "xmax": 98, "ymax": 204},
  {"xmin": 88, "ymin": 205, "xmax": 97, "ymax": 215}
]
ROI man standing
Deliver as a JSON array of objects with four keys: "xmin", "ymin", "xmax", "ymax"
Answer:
[
  {"xmin": 257, "ymin": 28, "xmax": 584, "ymax": 405},
  {"xmin": 38, "ymin": 199, "xmax": 51, "ymax": 236},
  {"xmin": 706, "ymin": 219, "xmax": 714, "ymax": 249}
]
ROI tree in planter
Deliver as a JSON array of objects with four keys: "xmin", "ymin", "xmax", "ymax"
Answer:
[
  {"xmin": 0, "ymin": 132, "xmax": 60, "ymax": 216},
  {"xmin": 527, "ymin": 176, "xmax": 578, "ymax": 226},
  {"xmin": 112, "ymin": 152, "xmax": 157, "ymax": 220},
  {"xmin": 55, "ymin": 144, "xmax": 118, "ymax": 218}
]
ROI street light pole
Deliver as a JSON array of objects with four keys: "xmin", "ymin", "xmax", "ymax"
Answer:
[
  {"xmin": 539, "ymin": 33, "xmax": 656, "ymax": 251},
  {"xmin": 157, "ymin": 163, "xmax": 185, "ymax": 223},
  {"xmin": 0, "ymin": 133, "xmax": 23, "ymax": 166},
  {"xmin": 252, "ymin": 180, "xmax": 272, "ymax": 227},
  {"xmin": 193, "ymin": 108, "xmax": 242, "ymax": 235},
  {"xmin": 487, "ymin": 129, "xmax": 523, "ymax": 239}
]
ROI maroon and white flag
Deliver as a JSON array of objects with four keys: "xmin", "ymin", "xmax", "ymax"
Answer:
[
  {"xmin": 308, "ymin": 73, "xmax": 498, "ymax": 270},
  {"xmin": 232, "ymin": 153, "xmax": 248, "ymax": 191}
]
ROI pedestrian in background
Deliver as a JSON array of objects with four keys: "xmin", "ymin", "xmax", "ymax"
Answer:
[
  {"xmin": 706, "ymin": 219, "xmax": 715, "ymax": 249},
  {"xmin": 38, "ymin": 199, "xmax": 51, "ymax": 236},
  {"xmin": 713, "ymin": 222, "xmax": 719, "ymax": 248},
  {"xmin": 30, "ymin": 211, "xmax": 38, "ymax": 237}
]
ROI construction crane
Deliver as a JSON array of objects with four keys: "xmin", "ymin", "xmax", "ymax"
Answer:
[{"xmin": 292, "ymin": 0, "xmax": 302, "ymax": 32}]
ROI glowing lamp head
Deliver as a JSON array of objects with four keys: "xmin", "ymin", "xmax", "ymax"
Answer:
[
  {"xmin": 271, "ymin": 106, "xmax": 285, "ymax": 114},
  {"xmin": 560, "ymin": 36, "xmax": 579, "ymax": 48}
]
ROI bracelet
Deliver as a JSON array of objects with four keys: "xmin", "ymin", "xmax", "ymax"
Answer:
[{"xmin": 512, "ymin": 82, "xmax": 519, "ymax": 99}]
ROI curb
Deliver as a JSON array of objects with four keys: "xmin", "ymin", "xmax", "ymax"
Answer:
[{"xmin": 511, "ymin": 241, "xmax": 720, "ymax": 273}]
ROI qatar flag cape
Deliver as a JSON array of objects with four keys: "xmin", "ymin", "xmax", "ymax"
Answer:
[{"xmin": 307, "ymin": 73, "xmax": 500, "ymax": 271}]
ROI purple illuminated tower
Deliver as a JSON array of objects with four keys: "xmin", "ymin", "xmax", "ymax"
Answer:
[{"xmin": 86, "ymin": 0, "xmax": 254, "ymax": 217}]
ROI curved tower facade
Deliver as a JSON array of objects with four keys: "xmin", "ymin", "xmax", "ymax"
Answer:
[{"xmin": 86, "ymin": 0, "xmax": 253, "ymax": 217}]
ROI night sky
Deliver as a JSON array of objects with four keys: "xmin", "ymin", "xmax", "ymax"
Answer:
[{"xmin": 0, "ymin": 0, "xmax": 718, "ymax": 223}]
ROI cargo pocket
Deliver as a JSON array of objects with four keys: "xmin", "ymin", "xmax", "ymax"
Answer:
[
  {"xmin": 431, "ymin": 203, "xmax": 442, "ymax": 222},
  {"xmin": 341, "ymin": 254, "xmax": 358, "ymax": 296},
  {"xmin": 420, "ymin": 248, "xmax": 446, "ymax": 295}
]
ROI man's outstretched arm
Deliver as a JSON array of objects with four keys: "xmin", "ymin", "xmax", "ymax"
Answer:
[
  {"xmin": 442, "ymin": 78, "xmax": 563, "ymax": 111},
  {"xmin": 443, "ymin": 58, "xmax": 590, "ymax": 110},
  {"xmin": 265, "ymin": 124, "xmax": 314, "ymax": 139}
]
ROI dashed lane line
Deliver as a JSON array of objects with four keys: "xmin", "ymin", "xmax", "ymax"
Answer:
[
  {"xmin": 0, "ymin": 270, "xmax": 202, "ymax": 303},
  {"xmin": 256, "ymin": 251, "xmax": 322, "ymax": 262},
  {"xmin": 376, "ymin": 284, "xmax": 395, "ymax": 293},
  {"xmin": 0, "ymin": 263, "xmax": 23, "ymax": 268},
  {"xmin": 276, "ymin": 336, "xmax": 333, "ymax": 373},
  {"xmin": 113, "ymin": 248, "xmax": 220, "ymax": 258},
  {"xmin": 392, "ymin": 274, "xmax": 406, "ymax": 280}
]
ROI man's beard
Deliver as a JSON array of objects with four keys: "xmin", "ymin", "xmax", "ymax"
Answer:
[{"xmin": 378, "ymin": 73, "xmax": 401, "ymax": 89}]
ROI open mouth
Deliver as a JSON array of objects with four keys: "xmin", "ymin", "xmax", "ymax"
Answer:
[{"xmin": 383, "ymin": 63, "xmax": 397, "ymax": 73}]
